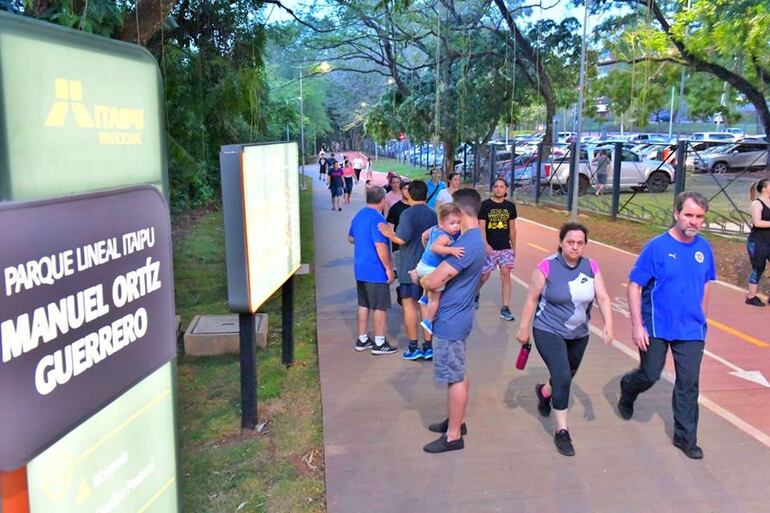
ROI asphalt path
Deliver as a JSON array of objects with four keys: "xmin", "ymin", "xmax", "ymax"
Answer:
[{"xmin": 312, "ymin": 154, "xmax": 770, "ymax": 513}]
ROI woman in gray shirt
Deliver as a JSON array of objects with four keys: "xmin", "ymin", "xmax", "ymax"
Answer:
[{"xmin": 516, "ymin": 222, "xmax": 613, "ymax": 456}]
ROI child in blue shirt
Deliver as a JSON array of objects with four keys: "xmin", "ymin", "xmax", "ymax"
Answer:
[{"xmin": 410, "ymin": 203, "xmax": 464, "ymax": 334}]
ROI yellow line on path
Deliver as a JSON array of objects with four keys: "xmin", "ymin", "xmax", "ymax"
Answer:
[
  {"xmin": 527, "ymin": 242, "xmax": 549, "ymax": 253},
  {"xmin": 708, "ymin": 318, "xmax": 770, "ymax": 348}
]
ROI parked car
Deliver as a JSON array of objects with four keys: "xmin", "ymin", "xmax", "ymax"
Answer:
[
  {"xmin": 691, "ymin": 141, "xmax": 769, "ymax": 174},
  {"xmin": 689, "ymin": 132, "xmax": 737, "ymax": 142},
  {"xmin": 551, "ymin": 146, "xmax": 675, "ymax": 194},
  {"xmin": 628, "ymin": 133, "xmax": 670, "ymax": 144}
]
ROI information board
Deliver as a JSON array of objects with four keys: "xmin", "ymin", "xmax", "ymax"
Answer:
[
  {"xmin": 221, "ymin": 142, "xmax": 301, "ymax": 313},
  {"xmin": 0, "ymin": 187, "xmax": 176, "ymax": 471}
]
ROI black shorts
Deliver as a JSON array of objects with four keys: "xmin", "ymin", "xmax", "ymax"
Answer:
[
  {"xmin": 354, "ymin": 168, "xmax": 362, "ymax": 181},
  {"xmin": 357, "ymin": 281, "xmax": 391, "ymax": 310},
  {"xmin": 344, "ymin": 176, "xmax": 354, "ymax": 193}
]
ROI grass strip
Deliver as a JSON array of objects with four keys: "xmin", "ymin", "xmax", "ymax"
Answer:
[{"xmin": 173, "ymin": 180, "xmax": 324, "ymax": 513}]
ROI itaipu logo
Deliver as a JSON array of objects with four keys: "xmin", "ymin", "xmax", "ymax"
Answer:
[{"xmin": 44, "ymin": 79, "xmax": 144, "ymax": 145}]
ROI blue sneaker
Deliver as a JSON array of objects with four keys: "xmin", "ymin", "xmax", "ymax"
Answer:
[
  {"xmin": 402, "ymin": 345, "xmax": 424, "ymax": 360},
  {"xmin": 422, "ymin": 346, "xmax": 433, "ymax": 360},
  {"xmin": 418, "ymin": 294, "xmax": 429, "ymax": 305},
  {"xmin": 420, "ymin": 319, "xmax": 434, "ymax": 335}
]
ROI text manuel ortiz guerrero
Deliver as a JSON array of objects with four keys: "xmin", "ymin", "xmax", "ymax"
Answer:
[{"xmin": 0, "ymin": 228, "xmax": 162, "ymax": 395}]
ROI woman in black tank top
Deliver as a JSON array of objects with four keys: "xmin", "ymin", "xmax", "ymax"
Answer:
[{"xmin": 745, "ymin": 178, "xmax": 770, "ymax": 306}]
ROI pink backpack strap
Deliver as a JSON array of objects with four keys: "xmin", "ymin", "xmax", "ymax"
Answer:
[
  {"xmin": 589, "ymin": 258, "xmax": 600, "ymax": 275},
  {"xmin": 537, "ymin": 258, "xmax": 551, "ymax": 278}
]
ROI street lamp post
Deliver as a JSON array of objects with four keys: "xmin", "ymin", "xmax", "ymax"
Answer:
[{"xmin": 299, "ymin": 69, "xmax": 306, "ymax": 189}]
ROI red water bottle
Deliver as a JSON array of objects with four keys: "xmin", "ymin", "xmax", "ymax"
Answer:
[{"xmin": 515, "ymin": 343, "xmax": 531, "ymax": 370}]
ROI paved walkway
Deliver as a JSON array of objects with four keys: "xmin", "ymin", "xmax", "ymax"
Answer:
[{"xmin": 311, "ymin": 156, "xmax": 770, "ymax": 513}]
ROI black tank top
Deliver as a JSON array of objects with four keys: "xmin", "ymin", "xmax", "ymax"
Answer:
[{"xmin": 750, "ymin": 199, "xmax": 770, "ymax": 243}]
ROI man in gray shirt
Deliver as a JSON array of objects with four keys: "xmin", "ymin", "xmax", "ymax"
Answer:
[{"xmin": 379, "ymin": 180, "xmax": 437, "ymax": 360}]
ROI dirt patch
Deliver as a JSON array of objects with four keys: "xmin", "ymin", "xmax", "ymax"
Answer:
[{"xmin": 516, "ymin": 203, "xmax": 754, "ymax": 291}]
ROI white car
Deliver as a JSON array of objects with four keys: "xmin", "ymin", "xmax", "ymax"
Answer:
[{"xmin": 550, "ymin": 146, "xmax": 675, "ymax": 194}]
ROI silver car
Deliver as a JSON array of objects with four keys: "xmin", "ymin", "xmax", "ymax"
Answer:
[
  {"xmin": 551, "ymin": 146, "xmax": 675, "ymax": 194},
  {"xmin": 692, "ymin": 141, "xmax": 769, "ymax": 174}
]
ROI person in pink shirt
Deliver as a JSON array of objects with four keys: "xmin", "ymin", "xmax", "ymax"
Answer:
[
  {"xmin": 383, "ymin": 174, "xmax": 403, "ymax": 217},
  {"xmin": 342, "ymin": 159, "xmax": 356, "ymax": 204}
]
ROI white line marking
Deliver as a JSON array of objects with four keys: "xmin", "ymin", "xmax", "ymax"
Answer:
[{"xmin": 510, "ymin": 272, "xmax": 770, "ymax": 448}]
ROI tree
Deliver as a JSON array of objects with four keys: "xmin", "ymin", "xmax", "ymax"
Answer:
[{"xmin": 595, "ymin": 0, "xmax": 770, "ymax": 152}]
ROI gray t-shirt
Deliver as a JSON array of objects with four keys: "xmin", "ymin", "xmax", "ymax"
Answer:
[
  {"xmin": 533, "ymin": 253, "xmax": 598, "ymax": 339},
  {"xmin": 395, "ymin": 204, "xmax": 437, "ymax": 285}
]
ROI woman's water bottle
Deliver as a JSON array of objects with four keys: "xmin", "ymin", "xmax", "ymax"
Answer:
[{"xmin": 515, "ymin": 343, "xmax": 532, "ymax": 370}]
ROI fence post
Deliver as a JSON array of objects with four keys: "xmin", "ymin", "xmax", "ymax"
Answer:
[
  {"xmin": 509, "ymin": 141, "xmax": 516, "ymax": 198},
  {"xmin": 567, "ymin": 141, "xmax": 577, "ymax": 212},
  {"xmin": 611, "ymin": 141, "xmax": 623, "ymax": 220},
  {"xmin": 674, "ymin": 140, "xmax": 687, "ymax": 208},
  {"xmin": 489, "ymin": 143, "xmax": 496, "ymax": 192},
  {"xmin": 535, "ymin": 143, "xmax": 543, "ymax": 204}
]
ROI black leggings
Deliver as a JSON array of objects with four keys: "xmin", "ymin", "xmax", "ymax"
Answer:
[
  {"xmin": 747, "ymin": 239, "xmax": 770, "ymax": 285},
  {"xmin": 533, "ymin": 328, "xmax": 589, "ymax": 410}
]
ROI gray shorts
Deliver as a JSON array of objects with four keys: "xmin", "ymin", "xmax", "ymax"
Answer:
[
  {"xmin": 596, "ymin": 173, "xmax": 608, "ymax": 185},
  {"xmin": 356, "ymin": 281, "xmax": 391, "ymax": 311},
  {"xmin": 433, "ymin": 335, "xmax": 466, "ymax": 384}
]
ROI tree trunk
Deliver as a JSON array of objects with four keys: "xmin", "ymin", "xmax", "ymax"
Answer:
[
  {"xmin": 442, "ymin": 138, "xmax": 457, "ymax": 179},
  {"xmin": 116, "ymin": 0, "xmax": 179, "ymax": 45}
]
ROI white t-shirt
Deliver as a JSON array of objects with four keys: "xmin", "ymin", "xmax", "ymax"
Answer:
[
  {"xmin": 435, "ymin": 188, "xmax": 453, "ymax": 206},
  {"xmin": 352, "ymin": 157, "xmax": 364, "ymax": 169}
]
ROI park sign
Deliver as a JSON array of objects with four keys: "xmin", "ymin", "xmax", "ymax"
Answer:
[
  {"xmin": 0, "ymin": 11, "xmax": 167, "ymax": 201},
  {"xmin": 220, "ymin": 142, "xmax": 301, "ymax": 313},
  {"xmin": 0, "ymin": 186, "xmax": 177, "ymax": 471}
]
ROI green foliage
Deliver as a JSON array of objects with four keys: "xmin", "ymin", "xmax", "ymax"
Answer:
[{"xmin": 24, "ymin": 0, "xmax": 123, "ymax": 36}]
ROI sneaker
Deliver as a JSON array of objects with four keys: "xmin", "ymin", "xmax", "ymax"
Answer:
[
  {"xmin": 418, "ymin": 294, "xmax": 429, "ymax": 306},
  {"xmin": 422, "ymin": 345, "xmax": 433, "ymax": 360},
  {"xmin": 554, "ymin": 429, "xmax": 575, "ymax": 456},
  {"xmin": 673, "ymin": 436, "xmax": 704, "ymax": 459},
  {"xmin": 428, "ymin": 418, "xmax": 468, "ymax": 436},
  {"xmin": 402, "ymin": 345, "xmax": 424, "ymax": 360},
  {"xmin": 354, "ymin": 337, "xmax": 374, "ymax": 351},
  {"xmin": 423, "ymin": 434, "xmax": 464, "ymax": 454},
  {"xmin": 535, "ymin": 384, "xmax": 552, "ymax": 417},
  {"xmin": 746, "ymin": 296, "xmax": 765, "ymax": 307},
  {"xmin": 420, "ymin": 319, "xmax": 434, "ymax": 335},
  {"xmin": 617, "ymin": 396, "xmax": 634, "ymax": 420},
  {"xmin": 473, "ymin": 294, "xmax": 480, "ymax": 310},
  {"xmin": 499, "ymin": 307, "xmax": 515, "ymax": 321},
  {"xmin": 371, "ymin": 340, "xmax": 398, "ymax": 355}
]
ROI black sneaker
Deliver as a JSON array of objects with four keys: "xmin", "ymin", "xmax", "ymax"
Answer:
[
  {"xmin": 673, "ymin": 436, "xmax": 704, "ymax": 459},
  {"xmin": 554, "ymin": 429, "xmax": 575, "ymax": 456},
  {"xmin": 746, "ymin": 296, "xmax": 765, "ymax": 307},
  {"xmin": 354, "ymin": 337, "xmax": 373, "ymax": 351},
  {"xmin": 535, "ymin": 384, "xmax": 552, "ymax": 417},
  {"xmin": 617, "ymin": 396, "xmax": 634, "ymax": 420},
  {"xmin": 423, "ymin": 434, "xmax": 464, "ymax": 453},
  {"xmin": 473, "ymin": 294, "xmax": 480, "ymax": 310},
  {"xmin": 371, "ymin": 340, "xmax": 398, "ymax": 355},
  {"xmin": 427, "ymin": 418, "xmax": 468, "ymax": 436},
  {"xmin": 499, "ymin": 307, "xmax": 515, "ymax": 321}
]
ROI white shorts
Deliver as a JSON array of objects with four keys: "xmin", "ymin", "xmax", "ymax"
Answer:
[{"xmin": 415, "ymin": 261, "xmax": 445, "ymax": 292}]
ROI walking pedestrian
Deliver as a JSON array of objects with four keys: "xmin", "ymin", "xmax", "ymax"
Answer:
[
  {"xmin": 745, "ymin": 178, "xmax": 770, "ymax": 306},
  {"xmin": 516, "ymin": 222, "xmax": 614, "ymax": 456},
  {"xmin": 618, "ymin": 191, "xmax": 716, "ymax": 459},
  {"xmin": 426, "ymin": 168, "xmax": 446, "ymax": 209},
  {"xmin": 349, "ymin": 186, "xmax": 398, "ymax": 355},
  {"xmin": 378, "ymin": 181, "xmax": 437, "ymax": 360},
  {"xmin": 328, "ymin": 160, "xmax": 344, "ymax": 211},
  {"xmin": 366, "ymin": 157, "xmax": 373, "ymax": 182},
  {"xmin": 592, "ymin": 150, "xmax": 610, "ymax": 196},
  {"xmin": 435, "ymin": 172, "xmax": 461, "ymax": 209},
  {"xmin": 420, "ymin": 188, "xmax": 485, "ymax": 453},
  {"xmin": 342, "ymin": 159, "xmax": 355, "ymax": 204},
  {"xmin": 477, "ymin": 178, "xmax": 518, "ymax": 320},
  {"xmin": 318, "ymin": 155, "xmax": 328, "ymax": 182},
  {"xmin": 353, "ymin": 155, "xmax": 364, "ymax": 183}
]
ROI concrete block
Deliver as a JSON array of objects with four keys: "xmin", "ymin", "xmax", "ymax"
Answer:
[{"xmin": 184, "ymin": 314, "xmax": 268, "ymax": 356}]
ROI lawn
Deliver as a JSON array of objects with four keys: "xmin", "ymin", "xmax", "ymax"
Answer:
[
  {"xmin": 173, "ymin": 179, "xmax": 324, "ymax": 513},
  {"xmin": 371, "ymin": 157, "xmax": 434, "ymax": 180}
]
